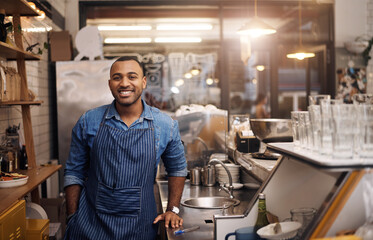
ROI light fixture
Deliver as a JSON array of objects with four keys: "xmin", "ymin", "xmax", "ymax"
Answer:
[
  {"xmin": 256, "ymin": 65, "xmax": 265, "ymax": 71},
  {"xmin": 190, "ymin": 65, "xmax": 201, "ymax": 76},
  {"xmin": 286, "ymin": 1, "xmax": 315, "ymax": 60},
  {"xmin": 184, "ymin": 73, "xmax": 193, "ymax": 79},
  {"xmin": 154, "ymin": 37, "xmax": 202, "ymax": 43},
  {"xmin": 156, "ymin": 24, "xmax": 213, "ymax": 31},
  {"xmin": 104, "ymin": 38, "xmax": 152, "ymax": 44},
  {"xmin": 36, "ymin": 10, "xmax": 45, "ymax": 20},
  {"xmin": 237, "ymin": 0, "xmax": 276, "ymax": 37},
  {"xmin": 175, "ymin": 79, "xmax": 185, "ymax": 87},
  {"xmin": 171, "ymin": 87, "xmax": 180, "ymax": 94},
  {"xmin": 206, "ymin": 77, "xmax": 214, "ymax": 85},
  {"xmin": 98, "ymin": 25, "xmax": 152, "ymax": 31}
]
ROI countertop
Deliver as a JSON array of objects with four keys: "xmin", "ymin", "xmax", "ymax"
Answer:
[{"xmin": 157, "ymin": 179, "xmax": 257, "ymax": 240}]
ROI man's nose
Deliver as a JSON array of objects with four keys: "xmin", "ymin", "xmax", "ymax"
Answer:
[{"xmin": 118, "ymin": 77, "xmax": 130, "ymax": 86}]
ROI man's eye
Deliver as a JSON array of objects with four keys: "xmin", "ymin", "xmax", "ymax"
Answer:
[
  {"xmin": 112, "ymin": 76, "xmax": 121, "ymax": 81},
  {"xmin": 129, "ymin": 75, "xmax": 138, "ymax": 80}
]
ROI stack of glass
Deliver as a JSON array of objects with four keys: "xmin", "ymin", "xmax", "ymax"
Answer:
[{"xmin": 291, "ymin": 94, "xmax": 373, "ymax": 161}]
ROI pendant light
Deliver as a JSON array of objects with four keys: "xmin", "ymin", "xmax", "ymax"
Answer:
[
  {"xmin": 237, "ymin": 0, "xmax": 276, "ymax": 37},
  {"xmin": 286, "ymin": 1, "xmax": 315, "ymax": 60}
]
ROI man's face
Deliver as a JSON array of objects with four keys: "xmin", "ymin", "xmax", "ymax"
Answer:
[{"xmin": 109, "ymin": 60, "xmax": 146, "ymax": 107}]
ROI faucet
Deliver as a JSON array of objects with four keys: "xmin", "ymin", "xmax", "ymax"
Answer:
[
  {"xmin": 193, "ymin": 137, "xmax": 208, "ymax": 152},
  {"xmin": 208, "ymin": 158, "xmax": 234, "ymax": 199}
]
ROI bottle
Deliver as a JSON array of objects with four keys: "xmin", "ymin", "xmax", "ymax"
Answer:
[
  {"xmin": 19, "ymin": 145, "xmax": 28, "ymax": 170},
  {"xmin": 254, "ymin": 193, "xmax": 270, "ymax": 238}
]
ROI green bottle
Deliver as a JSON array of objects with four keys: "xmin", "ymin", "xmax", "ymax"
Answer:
[{"xmin": 254, "ymin": 193, "xmax": 270, "ymax": 237}]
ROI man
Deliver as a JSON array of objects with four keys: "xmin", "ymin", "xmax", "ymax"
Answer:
[{"xmin": 64, "ymin": 56, "xmax": 187, "ymax": 239}]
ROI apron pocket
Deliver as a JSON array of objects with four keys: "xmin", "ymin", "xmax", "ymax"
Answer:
[{"xmin": 96, "ymin": 183, "xmax": 141, "ymax": 217}]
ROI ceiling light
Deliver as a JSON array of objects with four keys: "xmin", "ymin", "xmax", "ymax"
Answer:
[
  {"xmin": 104, "ymin": 38, "xmax": 152, "ymax": 44},
  {"xmin": 98, "ymin": 25, "xmax": 152, "ymax": 31},
  {"xmin": 206, "ymin": 77, "xmax": 214, "ymax": 85},
  {"xmin": 286, "ymin": 1, "xmax": 315, "ymax": 60},
  {"xmin": 175, "ymin": 79, "xmax": 185, "ymax": 87},
  {"xmin": 256, "ymin": 65, "xmax": 265, "ymax": 71},
  {"xmin": 171, "ymin": 87, "xmax": 180, "ymax": 94},
  {"xmin": 184, "ymin": 73, "xmax": 193, "ymax": 79},
  {"xmin": 154, "ymin": 37, "xmax": 202, "ymax": 43},
  {"xmin": 237, "ymin": 0, "xmax": 276, "ymax": 37},
  {"xmin": 156, "ymin": 24, "xmax": 213, "ymax": 31}
]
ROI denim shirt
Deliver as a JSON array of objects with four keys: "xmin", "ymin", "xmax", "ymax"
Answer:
[{"xmin": 64, "ymin": 100, "xmax": 187, "ymax": 188}]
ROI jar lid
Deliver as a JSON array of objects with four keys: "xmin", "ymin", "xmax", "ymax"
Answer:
[{"xmin": 259, "ymin": 193, "xmax": 266, "ymax": 199}]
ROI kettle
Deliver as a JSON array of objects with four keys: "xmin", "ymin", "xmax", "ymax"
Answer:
[{"xmin": 201, "ymin": 165, "xmax": 216, "ymax": 187}]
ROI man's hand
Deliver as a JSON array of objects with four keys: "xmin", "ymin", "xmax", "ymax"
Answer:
[{"xmin": 153, "ymin": 211, "xmax": 183, "ymax": 228}]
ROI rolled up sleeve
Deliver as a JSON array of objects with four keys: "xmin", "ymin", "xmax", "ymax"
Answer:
[
  {"xmin": 161, "ymin": 120, "xmax": 187, "ymax": 177},
  {"xmin": 64, "ymin": 114, "xmax": 90, "ymax": 188}
]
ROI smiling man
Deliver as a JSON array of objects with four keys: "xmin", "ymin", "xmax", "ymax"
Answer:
[{"xmin": 64, "ymin": 56, "xmax": 187, "ymax": 239}]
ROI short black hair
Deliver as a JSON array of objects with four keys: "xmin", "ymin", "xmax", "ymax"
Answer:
[{"xmin": 111, "ymin": 56, "xmax": 145, "ymax": 76}]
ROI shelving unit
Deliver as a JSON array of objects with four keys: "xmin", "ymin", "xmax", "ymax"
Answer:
[
  {"xmin": 212, "ymin": 143, "xmax": 372, "ymax": 240},
  {"xmin": 0, "ymin": 0, "xmax": 61, "ymax": 215}
]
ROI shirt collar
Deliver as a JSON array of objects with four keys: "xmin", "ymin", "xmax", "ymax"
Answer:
[{"xmin": 105, "ymin": 99, "xmax": 154, "ymax": 122}]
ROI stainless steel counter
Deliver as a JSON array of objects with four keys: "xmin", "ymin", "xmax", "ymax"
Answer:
[{"xmin": 157, "ymin": 180, "xmax": 257, "ymax": 240}]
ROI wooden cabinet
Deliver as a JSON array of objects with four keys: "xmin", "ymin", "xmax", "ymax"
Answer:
[
  {"xmin": 26, "ymin": 219, "xmax": 49, "ymax": 240},
  {"xmin": 0, "ymin": 0, "xmax": 61, "ymax": 217},
  {"xmin": 0, "ymin": 200, "xmax": 26, "ymax": 240}
]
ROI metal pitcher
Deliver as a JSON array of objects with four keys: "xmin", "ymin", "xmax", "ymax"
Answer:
[{"xmin": 201, "ymin": 165, "xmax": 216, "ymax": 187}]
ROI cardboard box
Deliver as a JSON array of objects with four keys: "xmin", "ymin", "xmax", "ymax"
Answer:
[{"xmin": 49, "ymin": 31, "xmax": 72, "ymax": 61}]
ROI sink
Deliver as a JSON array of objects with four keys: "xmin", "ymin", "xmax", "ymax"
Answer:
[{"xmin": 181, "ymin": 197, "xmax": 240, "ymax": 209}]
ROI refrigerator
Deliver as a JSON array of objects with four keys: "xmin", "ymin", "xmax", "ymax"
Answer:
[{"xmin": 56, "ymin": 60, "xmax": 115, "ymax": 190}]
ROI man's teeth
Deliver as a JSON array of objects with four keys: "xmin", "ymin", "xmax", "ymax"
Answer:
[{"xmin": 119, "ymin": 90, "xmax": 132, "ymax": 95}]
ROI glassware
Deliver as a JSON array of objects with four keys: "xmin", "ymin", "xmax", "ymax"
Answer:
[
  {"xmin": 331, "ymin": 104, "xmax": 355, "ymax": 159},
  {"xmin": 289, "ymin": 208, "xmax": 317, "ymax": 240},
  {"xmin": 308, "ymin": 94, "xmax": 330, "ymax": 105},
  {"xmin": 291, "ymin": 111, "xmax": 301, "ymax": 147}
]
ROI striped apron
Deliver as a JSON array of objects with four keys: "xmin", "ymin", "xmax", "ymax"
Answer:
[{"xmin": 65, "ymin": 108, "xmax": 158, "ymax": 239}]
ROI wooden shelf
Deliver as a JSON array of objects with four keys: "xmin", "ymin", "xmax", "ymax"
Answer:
[
  {"xmin": 2, "ymin": 0, "xmax": 39, "ymax": 16},
  {"xmin": 0, "ymin": 100, "xmax": 43, "ymax": 106},
  {"xmin": 0, "ymin": 165, "xmax": 62, "ymax": 215},
  {"xmin": 0, "ymin": 41, "xmax": 41, "ymax": 61}
]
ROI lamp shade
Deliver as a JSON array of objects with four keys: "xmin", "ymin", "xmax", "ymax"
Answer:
[
  {"xmin": 286, "ymin": 46, "xmax": 315, "ymax": 60},
  {"xmin": 237, "ymin": 17, "xmax": 276, "ymax": 37}
]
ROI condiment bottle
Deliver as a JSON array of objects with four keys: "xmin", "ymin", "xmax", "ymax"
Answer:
[
  {"xmin": 20, "ymin": 145, "xmax": 28, "ymax": 170},
  {"xmin": 254, "ymin": 193, "xmax": 270, "ymax": 237}
]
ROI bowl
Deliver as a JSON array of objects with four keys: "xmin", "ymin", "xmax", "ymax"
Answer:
[
  {"xmin": 250, "ymin": 119, "xmax": 293, "ymax": 143},
  {"xmin": 257, "ymin": 222, "xmax": 302, "ymax": 240}
]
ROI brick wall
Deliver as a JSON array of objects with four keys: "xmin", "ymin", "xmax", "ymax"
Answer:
[
  {"xmin": 1, "ymin": 7, "xmax": 63, "ymax": 165},
  {"xmin": 367, "ymin": 0, "xmax": 373, "ymax": 93}
]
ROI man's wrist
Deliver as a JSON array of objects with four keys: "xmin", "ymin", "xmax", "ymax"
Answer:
[{"xmin": 166, "ymin": 206, "xmax": 180, "ymax": 215}]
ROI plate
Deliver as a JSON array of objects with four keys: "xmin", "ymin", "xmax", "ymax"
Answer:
[
  {"xmin": 0, "ymin": 176, "xmax": 29, "ymax": 188},
  {"xmin": 257, "ymin": 222, "xmax": 302, "ymax": 240}
]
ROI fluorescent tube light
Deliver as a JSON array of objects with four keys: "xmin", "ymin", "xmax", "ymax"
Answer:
[
  {"xmin": 104, "ymin": 38, "xmax": 152, "ymax": 44},
  {"xmin": 98, "ymin": 25, "xmax": 152, "ymax": 31},
  {"xmin": 154, "ymin": 37, "xmax": 202, "ymax": 43},
  {"xmin": 157, "ymin": 24, "xmax": 213, "ymax": 31}
]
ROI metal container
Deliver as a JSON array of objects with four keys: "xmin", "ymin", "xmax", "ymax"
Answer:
[
  {"xmin": 250, "ymin": 119, "xmax": 293, "ymax": 143},
  {"xmin": 190, "ymin": 167, "xmax": 201, "ymax": 185},
  {"xmin": 201, "ymin": 165, "xmax": 216, "ymax": 187}
]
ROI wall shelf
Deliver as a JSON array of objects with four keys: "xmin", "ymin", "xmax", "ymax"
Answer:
[
  {"xmin": 0, "ymin": 100, "xmax": 43, "ymax": 106},
  {"xmin": 2, "ymin": 0, "xmax": 39, "ymax": 16},
  {"xmin": 0, "ymin": 42, "xmax": 41, "ymax": 61},
  {"xmin": 0, "ymin": 165, "xmax": 62, "ymax": 215}
]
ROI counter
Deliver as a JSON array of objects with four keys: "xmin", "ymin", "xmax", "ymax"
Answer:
[{"xmin": 157, "ymin": 180, "xmax": 257, "ymax": 240}]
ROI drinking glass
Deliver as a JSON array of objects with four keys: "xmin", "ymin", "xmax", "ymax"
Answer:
[
  {"xmin": 309, "ymin": 94, "xmax": 331, "ymax": 105},
  {"xmin": 320, "ymin": 99, "xmax": 343, "ymax": 156},
  {"xmin": 331, "ymin": 104, "xmax": 355, "ymax": 159},
  {"xmin": 308, "ymin": 105, "xmax": 321, "ymax": 152},
  {"xmin": 357, "ymin": 104, "xmax": 373, "ymax": 159},
  {"xmin": 290, "ymin": 208, "xmax": 317, "ymax": 240},
  {"xmin": 291, "ymin": 111, "xmax": 301, "ymax": 147},
  {"xmin": 298, "ymin": 111, "xmax": 310, "ymax": 149}
]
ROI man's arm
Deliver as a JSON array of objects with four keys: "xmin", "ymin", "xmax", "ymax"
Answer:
[
  {"xmin": 153, "ymin": 176, "xmax": 185, "ymax": 228},
  {"xmin": 65, "ymin": 184, "xmax": 82, "ymax": 216}
]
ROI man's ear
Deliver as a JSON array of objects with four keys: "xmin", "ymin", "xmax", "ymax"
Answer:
[{"xmin": 142, "ymin": 76, "xmax": 147, "ymax": 88}]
